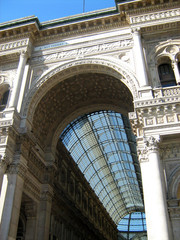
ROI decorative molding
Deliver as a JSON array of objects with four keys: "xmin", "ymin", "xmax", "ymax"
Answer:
[
  {"xmin": 141, "ymin": 21, "xmax": 180, "ymax": 34},
  {"xmin": 137, "ymin": 148, "xmax": 148, "ymax": 163},
  {"xmin": 31, "ymin": 38, "xmax": 133, "ymax": 63},
  {"xmin": 0, "ymin": 39, "xmax": 29, "ymax": 52},
  {"xmin": 22, "ymin": 58, "xmax": 139, "ymax": 121},
  {"xmin": 160, "ymin": 143, "xmax": 180, "ymax": 160},
  {"xmin": 130, "ymin": 8, "xmax": 180, "ymax": 25},
  {"xmin": 24, "ymin": 176, "xmax": 41, "ymax": 201},
  {"xmin": 7, "ymin": 163, "xmax": 27, "ymax": 179},
  {"xmin": 144, "ymin": 136, "xmax": 160, "ymax": 153},
  {"xmin": 35, "ymin": 15, "xmax": 128, "ymax": 45}
]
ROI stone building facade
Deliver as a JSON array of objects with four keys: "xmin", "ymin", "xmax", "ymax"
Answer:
[{"xmin": 0, "ymin": 0, "xmax": 180, "ymax": 239}]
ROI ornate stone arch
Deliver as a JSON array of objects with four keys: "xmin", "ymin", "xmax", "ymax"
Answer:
[
  {"xmin": 22, "ymin": 57, "xmax": 139, "ymax": 122},
  {"xmin": 168, "ymin": 165, "xmax": 180, "ymax": 199},
  {"xmin": 22, "ymin": 57, "xmax": 139, "ymax": 151}
]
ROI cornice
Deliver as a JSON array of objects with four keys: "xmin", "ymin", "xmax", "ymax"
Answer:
[
  {"xmin": 34, "ymin": 15, "xmax": 128, "ymax": 45},
  {"xmin": 118, "ymin": 0, "xmax": 180, "ymax": 15},
  {"xmin": 0, "ymin": 0, "xmax": 179, "ymax": 45}
]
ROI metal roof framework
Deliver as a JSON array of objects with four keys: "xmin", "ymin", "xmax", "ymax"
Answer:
[{"xmin": 60, "ymin": 110, "xmax": 144, "ymax": 225}]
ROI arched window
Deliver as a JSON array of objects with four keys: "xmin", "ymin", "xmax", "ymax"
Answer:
[
  {"xmin": 0, "ymin": 89, "xmax": 9, "ymax": 111},
  {"xmin": 158, "ymin": 63, "xmax": 176, "ymax": 87}
]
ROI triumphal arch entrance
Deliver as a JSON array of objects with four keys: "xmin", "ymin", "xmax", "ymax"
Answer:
[{"xmin": 0, "ymin": 0, "xmax": 180, "ymax": 239}]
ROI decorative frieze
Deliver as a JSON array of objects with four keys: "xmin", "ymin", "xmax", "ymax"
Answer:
[
  {"xmin": 32, "ymin": 38, "xmax": 133, "ymax": 63},
  {"xmin": 160, "ymin": 143, "xmax": 180, "ymax": 160},
  {"xmin": 0, "ymin": 39, "xmax": 29, "ymax": 52},
  {"xmin": 130, "ymin": 9, "xmax": 180, "ymax": 25}
]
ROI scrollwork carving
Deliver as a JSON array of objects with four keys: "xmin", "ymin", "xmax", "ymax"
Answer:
[
  {"xmin": 32, "ymin": 39, "xmax": 133, "ymax": 63},
  {"xmin": 144, "ymin": 136, "xmax": 160, "ymax": 153},
  {"xmin": 137, "ymin": 148, "xmax": 148, "ymax": 163}
]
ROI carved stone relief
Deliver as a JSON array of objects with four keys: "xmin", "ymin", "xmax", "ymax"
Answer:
[{"xmin": 31, "ymin": 38, "xmax": 133, "ymax": 64}]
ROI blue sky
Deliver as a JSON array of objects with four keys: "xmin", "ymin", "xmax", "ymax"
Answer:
[{"xmin": 0, "ymin": 0, "xmax": 116, "ymax": 23}]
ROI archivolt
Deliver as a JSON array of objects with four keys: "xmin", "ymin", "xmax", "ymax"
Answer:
[{"xmin": 168, "ymin": 165, "xmax": 180, "ymax": 199}]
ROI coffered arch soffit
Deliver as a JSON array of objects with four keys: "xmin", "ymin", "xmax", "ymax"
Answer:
[
  {"xmin": 31, "ymin": 72, "xmax": 134, "ymax": 148},
  {"xmin": 23, "ymin": 57, "xmax": 139, "ymax": 122}
]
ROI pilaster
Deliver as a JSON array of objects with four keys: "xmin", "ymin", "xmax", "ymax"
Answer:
[
  {"xmin": 0, "ymin": 155, "xmax": 10, "ymax": 195},
  {"xmin": 0, "ymin": 155, "xmax": 27, "ymax": 240},
  {"xmin": 132, "ymin": 28, "xmax": 148, "ymax": 87},
  {"xmin": 36, "ymin": 184, "xmax": 53, "ymax": 240},
  {"xmin": 9, "ymin": 50, "xmax": 30, "ymax": 110},
  {"xmin": 138, "ymin": 136, "xmax": 172, "ymax": 240}
]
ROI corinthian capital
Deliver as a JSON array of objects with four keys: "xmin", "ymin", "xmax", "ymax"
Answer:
[
  {"xmin": 137, "ymin": 148, "xmax": 148, "ymax": 163},
  {"xmin": 144, "ymin": 136, "xmax": 160, "ymax": 153}
]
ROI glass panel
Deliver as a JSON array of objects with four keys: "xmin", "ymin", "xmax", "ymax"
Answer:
[{"xmin": 60, "ymin": 111, "xmax": 144, "ymax": 224}]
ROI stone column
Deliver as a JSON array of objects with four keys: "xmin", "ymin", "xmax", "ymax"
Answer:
[
  {"xmin": 9, "ymin": 51, "xmax": 28, "ymax": 109},
  {"xmin": 0, "ymin": 158, "xmax": 27, "ymax": 240},
  {"xmin": 36, "ymin": 184, "xmax": 53, "ymax": 240},
  {"xmin": 139, "ymin": 136, "xmax": 172, "ymax": 240},
  {"xmin": 132, "ymin": 29, "xmax": 148, "ymax": 87},
  {"xmin": 0, "ymin": 155, "xmax": 9, "ymax": 196},
  {"xmin": 171, "ymin": 60, "xmax": 180, "ymax": 84}
]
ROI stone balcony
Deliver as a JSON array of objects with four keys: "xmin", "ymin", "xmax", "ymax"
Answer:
[{"xmin": 135, "ymin": 85, "xmax": 180, "ymax": 109}]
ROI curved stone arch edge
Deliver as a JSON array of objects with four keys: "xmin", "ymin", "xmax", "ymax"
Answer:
[
  {"xmin": 21, "ymin": 57, "xmax": 139, "ymax": 122},
  {"xmin": 48, "ymin": 103, "xmax": 130, "ymax": 153},
  {"xmin": 168, "ymin": 165, "xmax": 180, "ymax": 199}
]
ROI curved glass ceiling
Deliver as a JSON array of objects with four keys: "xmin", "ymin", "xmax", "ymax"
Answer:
[
  {"xmin": 60, "ymin": 111, "xmax": 144, "ymax": 224},
  {"xmin": 118, "ymin": 212, "xmax": 147, "ymax": 240}
]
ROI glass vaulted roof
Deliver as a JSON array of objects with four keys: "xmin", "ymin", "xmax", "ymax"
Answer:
[
  {"xmin": 118, "ymin": 212, "xmax": 147, "ymax": 240},
  {"xmin": 60, "ymin": 110, "xmax": 144, "ymax": 224}
]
